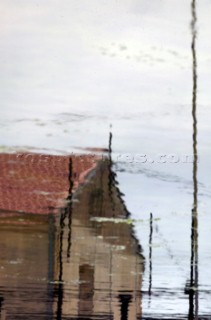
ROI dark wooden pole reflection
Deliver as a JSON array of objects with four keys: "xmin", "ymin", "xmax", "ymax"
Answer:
[
  {"xmin": 56, "ymin": 158, "xmax": 73, "ymax": 320},
  {"xmin": 67, "ymin": 158, "xmax": 73, "ymax": 260},
  {"xmin": 148, "ymin": 212, "xmax": 153, "ymax": 306},
  {"xmin": 56, "ymin": 212, "xmax": 65, "ymax": 320},
  {"xmin": 187, "ymin": 0, "xmax": 199, "ymax": 318},
  {"xmin": 47, "ymin": 213, "xmax": 56, "ymax": 318},
  {"xmin": 108, "ymin": 126, "xmax": 116, "ymax": 213}
]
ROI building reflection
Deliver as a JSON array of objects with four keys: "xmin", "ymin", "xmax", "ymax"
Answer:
[
  {"xmin": 0, "ymin": 150, "xmax": 144, "ymax": 319},
  {"xmin": 53, "ymin": 157, "xmax": 144, "ymax": 319},
  {"xmin": 0, "ymin": 213, "xmax": 50, "ymax": 319}
]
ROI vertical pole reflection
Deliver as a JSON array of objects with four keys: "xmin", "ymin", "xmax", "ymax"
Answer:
[
  {"xmin": 67, "ymin": 158, "xmax": 73, "ymax": 259},
  {"xmin": 56, "ymin": 212, "xmax": 65, "ymax": 320},
  {"xmin": 47, "ymin": 214, "xmax": 55, "ymax": 318},
  {"xmin": 56, "ymin": 158, "xmax": 73, "ymax": 320},
  {"xmin": 187, "ymin": 0, "xmax": 199, "ymax": 318},
  {"xmin": 148, "ymin": 212, "xmax": 153, "ymax": 306},
  {"xmin": 108, "ymin": 125, "xmax": 116, "ymax": 214}
]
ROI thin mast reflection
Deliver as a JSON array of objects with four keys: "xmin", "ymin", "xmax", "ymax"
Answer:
[
  {"xmin": 148, "ymin": 212, "xmax": 153, "ymax": 307},
  {"xmin": 108, "ymin": 125, "xmax": 116, "ymax": 214},
  {"xmin": 56, "ymin": 158, "xmax": 73, "ymax": 320},
  {"xmin": 187, "ymin": 0, "xmax": 199, "ymax": 318},
  {"xmin": 67, "ymin": 158, "xmax": 73, "ymax": 259}
]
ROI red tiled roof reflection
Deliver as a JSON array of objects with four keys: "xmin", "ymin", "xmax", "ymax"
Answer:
[{"xmin": 0, "ymin": 153, "xmax": 98, "ymax": 215}]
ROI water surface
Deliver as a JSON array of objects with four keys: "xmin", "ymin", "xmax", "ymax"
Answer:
[{"xmin": 0, "ymin": 0, "xmax": 211, "ymax": 318}]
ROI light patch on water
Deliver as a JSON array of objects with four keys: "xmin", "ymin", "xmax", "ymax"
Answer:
[{"xmin": 90, "ymin": 216, "xmax": 143, "ymax": 224}]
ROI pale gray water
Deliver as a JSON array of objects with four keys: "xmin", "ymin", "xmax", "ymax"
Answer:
[{"xmin": 0, "ymin": 0, "xmax": 211, "ymax": 318}]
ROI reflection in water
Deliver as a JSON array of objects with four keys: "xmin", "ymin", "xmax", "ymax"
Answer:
[
  {"xmin": 108, "ymin": 127, "xmax": 116, "ymax": 215},
  {"xmin": 119, "ymin": 294, "xmax": 132, "ymax": 320},
  {"xmin": 67, "ymin": 158, "xmax": 73, "ymax": 260},
  {"xmin": 78, "ymin": 264, "xmax": 94, "ymax": 316},
  {"xmin": 0, "ymin": 214, "xmax": 50, "ymax": 319},
  {"xmin": 55, "ymin": 213, "xmax": 64, "ymax": 320},
  {"xmin": 186, "ymin": 0, "xmax": 199, "ymax": 318},
  {"xmin": 53, "ymin": 157, "xmax": 144, "ymax": 319},
  {"xmin": 55, "ymin": 158, "xmax": 73, "ymax": 319},
  {"xmin": 0, "ymin": 296, "xmax": 4, "ymax": 318},
  {"xmin": 0, "ymin": 152, "xmax": 144, "ymax": 319},
  {"xmin": 148, "ymin": 212, "xmax": 153, "ymax": 307}
]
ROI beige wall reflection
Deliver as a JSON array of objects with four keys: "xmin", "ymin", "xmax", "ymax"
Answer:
[
  {"xmin": 0, "ymin": 215, "xmax": 50, "ymax": 319},
  {"xmin": 53, "ymin": 159, "xmax": 144, "ymax": 319}
]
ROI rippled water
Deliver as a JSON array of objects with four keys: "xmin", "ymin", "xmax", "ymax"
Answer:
[{"xmin": 0, "ymin": 0, "xmax": 211, "ymax": 318}]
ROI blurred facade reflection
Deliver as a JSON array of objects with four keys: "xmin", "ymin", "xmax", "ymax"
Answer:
[
  {"xmin": 0, "ymin": 153, "xmax": 144, "ymax": 319},
  {"xmin": 53, "ymin": 158, "xmax": 144, "ymax": 319}
]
